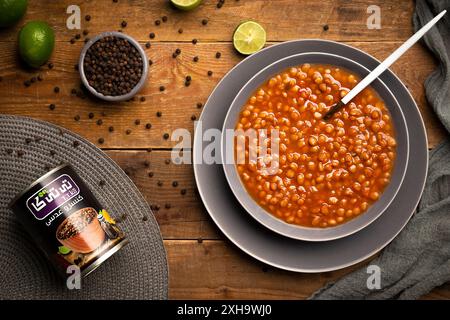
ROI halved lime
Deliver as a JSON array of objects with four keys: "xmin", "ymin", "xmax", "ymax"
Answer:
[
  {"xmin": 233, "ymin": 21, "xmax": 266, "ymax": 55},
  {"xmin": 170, "ymin": 0, "xmax": 202, "ymax": 11}
]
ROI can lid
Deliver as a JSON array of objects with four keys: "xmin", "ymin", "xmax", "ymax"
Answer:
[{"xmin": 8, "ymin": 163, "xmax": 71, "ymax": 209}]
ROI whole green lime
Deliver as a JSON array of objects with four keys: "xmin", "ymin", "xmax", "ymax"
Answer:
[
  {"xmin": 19, "ymin": 21, "xmax": 55, "ymax": 68},
  {"xmin": 0, "ymin": 0, "xmax": 28, "ymax": 28}
]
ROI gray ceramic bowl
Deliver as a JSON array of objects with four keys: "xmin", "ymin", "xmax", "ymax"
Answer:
[
  {"xmin": 79, "ymin": 31, "xmax": 148, "ymax": 102},
  {"xmin": 221, "ymin": 52, "xmax": 409, "ymax": 241}
]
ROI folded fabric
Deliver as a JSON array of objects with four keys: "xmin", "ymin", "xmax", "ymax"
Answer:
[{"xmin": 310, "ymin": 0, "xmax": 450, "ymax": 299}]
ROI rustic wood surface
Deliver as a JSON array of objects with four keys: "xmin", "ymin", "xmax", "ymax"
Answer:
[{"xmin": 0, "ymin": 0, "xmax": 448, "ymax": 299}]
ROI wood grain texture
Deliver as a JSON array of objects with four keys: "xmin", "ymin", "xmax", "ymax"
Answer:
[
  {"xmin": 164, "ymin": 240, "xmax": 450, "ymax": 299},
  {"xmin": 0, "ymin": 0, "xmax": 414, "ymax": 42},
  {"xmin": 106, "ymin": 150, "xmax": 220, "ymax": 240},
  {"xmin": 0, "ymin": 41, "xmax": 445, "ymax": 148}
]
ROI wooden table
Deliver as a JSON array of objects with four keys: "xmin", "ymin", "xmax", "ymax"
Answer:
[{"xmin": 1, "ymin": 0, "xmax": 448, "ymax": 299}]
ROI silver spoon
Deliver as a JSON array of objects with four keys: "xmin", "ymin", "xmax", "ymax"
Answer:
[{"xmin": 323, "ymin": 9, "xmax": 447, "ymax": 120}]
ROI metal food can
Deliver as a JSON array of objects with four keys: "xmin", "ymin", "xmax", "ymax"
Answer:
[{"xmin": 9, "ymin": 164, "xmax": 128, "ymax": 278}]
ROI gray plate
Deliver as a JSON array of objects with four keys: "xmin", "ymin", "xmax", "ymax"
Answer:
[
  {"xmin": 221, "ymin": 52, "xmax": 409, "ymax": 241},
  {"xmin": 193, "ymin": 40, "xmax": 428, "ymax": 272}
]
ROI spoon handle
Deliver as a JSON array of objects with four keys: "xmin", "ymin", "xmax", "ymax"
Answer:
[{"xmin": 324, "ymin": 9, "xmax": 446, "ymax": 120}]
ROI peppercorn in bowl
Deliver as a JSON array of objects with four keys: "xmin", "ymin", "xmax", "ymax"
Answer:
[
  {"xmin": 221, "ymin": 52, "xmax": 409, "ymax": 241},
  {"xmin": 79, "ymin": 32, "xmax": 148, "ymax": 102}
]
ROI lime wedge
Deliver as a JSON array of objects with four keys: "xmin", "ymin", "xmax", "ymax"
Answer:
[
  {"xmin": 170, "ymin": 0, "xmax": 202, "ymax": 11},
  {"xmin": 233, "ymin": 21, "xmax": 266, "ymax": 55}
]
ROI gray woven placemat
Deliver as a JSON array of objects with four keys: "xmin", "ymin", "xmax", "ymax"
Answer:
[{"xmin": 0, "ymin": 115, "xmax": 168, "ymax": 299}]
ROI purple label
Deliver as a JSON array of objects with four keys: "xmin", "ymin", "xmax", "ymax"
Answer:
[{"xmin": 26, "ymin": 174, "xmax": 80, "ymax": 220}]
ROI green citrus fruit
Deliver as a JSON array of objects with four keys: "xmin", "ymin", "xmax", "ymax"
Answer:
[
  {"xmin": 19, "ymin": 21, "xmax": 55, "ymax": 68},
  {"xmin": 233, "ymin": 21, "xmax": 266, "ymax": 55},
  {"xmin": 170, "ymin": 0, "xmax": 202, "ymax": 11},
  {"xmin": 0, "ymin": 0, "xmax": 28, "ymax": 28}
]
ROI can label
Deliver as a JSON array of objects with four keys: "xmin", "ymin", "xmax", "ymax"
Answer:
[{"xmin": 10, "ymin": 165, "xmax": 127, "ymax": 277}]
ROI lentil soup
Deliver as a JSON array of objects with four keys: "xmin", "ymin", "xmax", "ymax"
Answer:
[{"xmin": 235, "ymin": 64, "xmax": 397, "ymax": 228}]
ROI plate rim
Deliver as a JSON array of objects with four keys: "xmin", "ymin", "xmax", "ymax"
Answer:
[{"xmin": 193, "ymin": 39, "xmax": 428, "ymax": 273}]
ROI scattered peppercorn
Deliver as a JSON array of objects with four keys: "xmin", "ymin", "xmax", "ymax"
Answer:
[
  {"xmin": 121, "ymin": 21, "xmax": 127, "ymax": 28},
  {"xmin": 185, "ymin": 81, "xmax": 191, "ymax": 87},
  {"xmin": 17, "ymin": 150, "xmax": 24, "ymax": 157},
  {"xmin": 156, "ymin": 111, "xmax": 162, "ymax": 117},
  {"xmin": 323, "ymin": 24, "xmax": 329, "ymax": 31},
  {"xmin": 71, "ymin": 88, "xmax": 77, "ymax": 94},
  {"xmin": 178, "ymin": 28, "xmax": 183, "ymax": 34},
  {"xmin": 197, "ymin": 237, "xmax": 203, "ymax": 244},
  {"xmin": 25, "ymin": 138, "xmax": 32, "ymax": 144},
  {"xmin": 98, "ymin": 137, "xmax": 104, "ymax": 144},
  {"xmin": 148, "ymin": 171, "xmax": 154, "ymax": 177},
  {"xmin": 126, "ymin": 129, "xmax": 132, "ymax": 135},
  {"xmin": 165, "ymin": 159, "xmax": 170, "ymax": 165},
  {"xmin": 155, "ymin": 19, "xmax": 161, "ymax": 26},
  {"xmin": 186, "ymin": 75, "xmax": 192, "ymax": 81},
  {"xmin": 163, "ymin": 133, "xmax": 169, "ymax": 140},
  {"xmin": 159, "ymin": 86, "xmax": 165, "ymax": 92},
  {"xmin": 142, "ymin": 215, "xmax": 148, "ymax": 221},
  {"xmin": 70, "ymin": 38, "xmax": 76, "ymax": 44},
  {"xmin": 97, "ymin": 119, "xmax": 103, "ymax": 125},
  {"xmin": 83, "ymin": 30, "xmax": 89, "ymax": 36},
  {"xmin": 73, "ymin": 141, "xmax": 80, "ymax": 148},
  {"xmin": 157, "ymin": 180, "xmax": 163, "ymax": 187},
  {"xmin": 215, "ymin": 52, "xmax": 221, "ymax": 59},
  {"xmin": 145, "ymin": 42, "xmax": 151, "ymax": 49},
  {"xmin": 197, "ymin": 102, "xmax": 203, "ymax": 108},
  {"xmin": 172, "ymin": 52, "xmax": 178, "ymax": 58},
  {"xmin": 162, "ymin": 16, "xmax": 168, "ymax": 22},
  {"xmin": 207, "ymin": 70, "xmax": 213, "ymax": 76},
  {"xmin": 85, "ymin": 15, "xmax": 91, "ymax": 21},
  {"xmin": 140, "ymin": 96, "xmax": 146, "ymax": 102},
  {"xmin": 75, "ymin": 33, "xmax": 81, "ymax": 40},
  {"xmin": 88, "ymin": 112, "xmax": 94, "ymax": 119},
  {"xmin": 165, "ymin": 203, "xmax": 171, "ymax": 209},
  {"xmin": 74, "ymin": 115, "xmax": 80, "ymax": 121},
  {"xmin": 149, "ymin": 32, "xmax": 155, "ymax": 39},
  {"xmin": 193, "ymin": 56, "xmax": 199, "ymax": 62},
  {"xmin": 181, "ymin": 189, "xmax": 187, "ymax": 195},
  {"xmin": 202, "ymin": 19, "xmax": 208, "ymax": 25},
  {"xmin": 191, "ymin": 115, "xmax": 197, "ymax": 121},
  {"xmin": 172, "ymin": 181, "xmax": 178, "ymax": 187},
  {"xmin": 175, "ymin": 48, "xmax": 181, "ymax": 54},
  {"xmin": 109, "ymin": 126, "xmax": 114, "ymax": 132},
  {"xmin": 135, "ymin": 119, "xmax": 141, "ymax": 125},
  {"xmin": 48, "ymin": 63, "xmax": 54, "ymax": 69},
  {"xmin": 192, "ymin": 38, "xmax": 198, "ymax": 45},
  {"xmin": 144, "ymin": 160, "xmax": 150, "ymax": 167},
  {"xmin": 24, "ymin": 80, "xmax": 31, "ymax": 87},
  {"xmin": 54, "ymin": 86, "xmax": 60, "ymax": 93},
  {"xmin": 146, "ymin": 123, "xmax": 152, "ymax": 129},
  {"xmin": 49, "ymin": 104, "xmax": 56, "ymax": 110}
]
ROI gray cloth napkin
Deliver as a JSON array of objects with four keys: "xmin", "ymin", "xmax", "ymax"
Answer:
[{"xmin": 310, "ymin": 0, "xmax": 450, "ymax": 300}]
